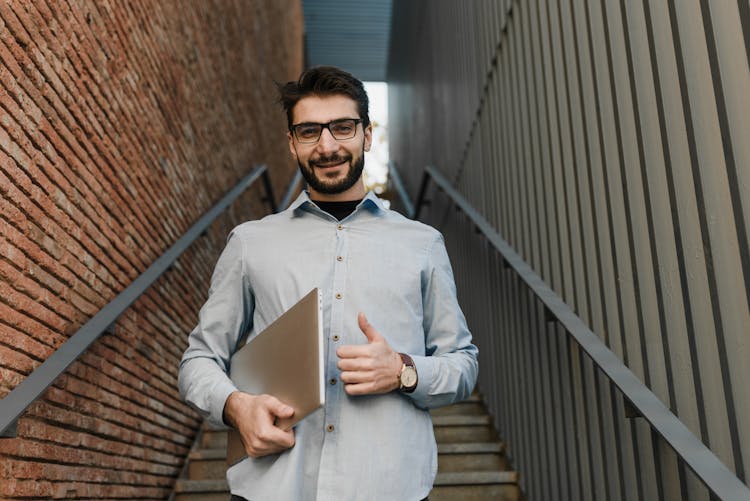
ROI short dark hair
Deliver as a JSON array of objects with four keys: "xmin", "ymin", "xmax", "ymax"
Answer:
[{"xmin": 277, "ymin": 66, "xmax": 370, "ymax": 130}]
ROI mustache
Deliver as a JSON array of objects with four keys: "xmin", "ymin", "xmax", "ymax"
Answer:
[{"xmin": 310, "ymin": 153, "xmax": 351, "ymax": 167}]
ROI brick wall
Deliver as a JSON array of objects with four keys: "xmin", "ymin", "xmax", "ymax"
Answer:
[{"xmin": 0, "ymin": 1, "xmax": 303, "ymax": 498}]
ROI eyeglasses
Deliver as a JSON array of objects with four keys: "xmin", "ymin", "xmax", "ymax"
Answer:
[{"xmin": 291, "ymin": 118, "xmax": 363, "ymax": 144}]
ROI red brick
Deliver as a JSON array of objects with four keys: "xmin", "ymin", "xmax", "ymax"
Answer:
[{"xmin": 0, "ymin": 0, "xmax": 303, "ymax": 498}]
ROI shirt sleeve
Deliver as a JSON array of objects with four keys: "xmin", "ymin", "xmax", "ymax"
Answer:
[
  {"xmin": 407, "ymin": 233, "xmax": 479, "ymax": 409},
  {"xmin": 178, "ymin": 231, "xmax": 254, "ymax": 427}
]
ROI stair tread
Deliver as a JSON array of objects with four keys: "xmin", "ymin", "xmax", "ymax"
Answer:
[
  {"xmin": 174, "ymin": 479, "xmax": 229, "ymax": 493},
  {"xmin": 189, "ymin": 448, "xmax": 227, "ymax": 460},
  {"xmin": 202, "ymin": 422, "xmax": 230, "ymax": 431},
  {"xmin": 432, "ymin": 414, "xmax": 491, "ymax": 426},
  {"xmin": 438, "ymin": 441, "xmax": 505, "ymax": 454},
  {"xmin": 435, "ymin": 470, "xmax": 519, "ymax": 486}
]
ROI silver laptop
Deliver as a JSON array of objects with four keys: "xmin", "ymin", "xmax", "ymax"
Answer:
[{"xmin": 226, "ymin": 288, "xmax": 324, "ymax": 464}]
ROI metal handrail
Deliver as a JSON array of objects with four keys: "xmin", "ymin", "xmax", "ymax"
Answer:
[
  {"xmin": 386, "ymin": 161, "xmax": 415, "ymax": 218},
  {"xmin": 0, "ymin": 165, "xmax": 282, "ymax": 438},
  {"xmin": 278, "ymin": 170, "xmax": 303, "ymax": 211},
  {"xmin": 408, "ymin": 164, "xmax": 750, "ymax": 499}
]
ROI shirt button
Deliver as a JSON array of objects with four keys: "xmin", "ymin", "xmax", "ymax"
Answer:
[
  {"xmin": 335, "ymin": 293, "xmax": 342, "ymax": 299},
  {"xmin": 337, "ymin": 224, "xmax": 344, "ymax": 230},
  {"xmin": 329, "ymin": 378, "xmax": 337, "ymax": 385},
  {"xmin": 332, "ymin": 334, "xmax": 340, "ymax": 341},
  {"xmin": 326, "ymin": 424, "xmax": 335, "ymax": 432},
  {"xmin": 337, "ymin": 256, "xmax": 343, "ymax": 262}
]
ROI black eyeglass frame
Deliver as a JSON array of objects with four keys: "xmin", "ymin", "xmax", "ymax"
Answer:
[{"xmin": 291, "ymin": 118, "xmax": 364, "ymax": 144}]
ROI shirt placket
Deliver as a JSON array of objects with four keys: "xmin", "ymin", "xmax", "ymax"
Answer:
[{"xmin": 317, "ymin": 220, "xmax": 350, "ymax": 499}]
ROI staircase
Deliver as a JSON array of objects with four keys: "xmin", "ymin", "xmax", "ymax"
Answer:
[{"xmin": 171, "ymin": 392, "xmax": 523, "ymax": 500}]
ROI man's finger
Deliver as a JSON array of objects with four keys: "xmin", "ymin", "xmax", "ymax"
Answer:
[
  {"xmin": 263, "ymin": 427, "xmax": 296, "ymax": 448},
  {"xmin": 336, "ymin": 344, "xmax": 373, "ymax": 359},
  {"xmin": 358, "ymin": 312, "xmax": 382, "ymax": 343},
  {"xmin": 343, "ymin": 382, "xmax": 375, "ymax": 396},
  {"xmin": 263, "ymin": 395, "xmax": 295, "ymax": 419},
  {"xmin": 337, "ymin": 357, "xmax": 372, "ymax": 372},
  {"xmin": 339, "ymin": 370, "xmax": 375, "ymax": 384}
]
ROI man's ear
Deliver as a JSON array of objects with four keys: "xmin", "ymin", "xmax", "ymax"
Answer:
[
  {"xmin": 363, "ymin": 123, "xmax": 373, "ymax": 152},
  {"xmin": 287, "ymin": 131, "xmax": 298, "ymax": 159}
]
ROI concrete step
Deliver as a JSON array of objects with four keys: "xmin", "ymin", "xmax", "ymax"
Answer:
[
  {"xmin": 174, "ymin": 492, "xmax": 228, "ymax": 501},
  {"xmin": 432, "ymin": 406, "xmax": 498, "ymax": 444},
  {"xmin": 430, "ymin": 471, "xmax": 522, "ymax": 501},
  {"xmin": 201, "ymin": 428, "xmax": 228, "ymax": 449},
  {"xmin": 438, "ymin": 441, "xmax": 505, "ymax": 454},
  {"xmin": 186, "ymin": 448, "xmax": 227, "ymax": 480},
  {"xmin": 431, "ymin": 401, "xmax": 486, "ymax": 416},
  {"xmin": 432, "ymin": 414, "xmax": 492, "ymax": 426},
  {"xmin": 434, "ymin": 423, "xmax": 498, "ymax": 443},
  {"xmin": 429, "ymin": 483, "xmax": 523, "ymax": 501},
  {"xmin": 173, "ymin": 479, "xmax": 228, "ymax": 501},
  {"xmin": 438, "ymin": 451, "xmax": 509, "ymax": 473},
  {"xmin": 435, "ymin": 470, "xmax": 519, "ymax": 486}
]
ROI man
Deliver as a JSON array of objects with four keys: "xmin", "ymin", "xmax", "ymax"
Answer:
[{"xmin": 178, "ymin": 66, "xmax": 478, "ymax": 501}]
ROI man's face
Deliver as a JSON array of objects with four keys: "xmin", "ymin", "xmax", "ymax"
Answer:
[{"xmin": 287, "ymin": 94, "xmax": 372, "ymax": 199}]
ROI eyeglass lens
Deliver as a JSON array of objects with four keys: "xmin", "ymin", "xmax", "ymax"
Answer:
[{"xmin": 294, "ymin": 119, "xmax": 359, "ymax": 143}]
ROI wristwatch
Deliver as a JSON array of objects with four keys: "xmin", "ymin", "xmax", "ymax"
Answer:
[{"xmin": 398, "ymin": 353, "xmax": 418, "ymax": 393}]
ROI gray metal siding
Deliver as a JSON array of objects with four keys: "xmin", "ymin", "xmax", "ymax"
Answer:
[{"xmin": 389, "ymin": 1, "xmax": 750, "ymax": 499}]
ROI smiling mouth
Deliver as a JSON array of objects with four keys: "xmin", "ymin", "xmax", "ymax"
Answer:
[{"xmin": 314, "ymin": 159, "xmax": 349, "ymax": 169}]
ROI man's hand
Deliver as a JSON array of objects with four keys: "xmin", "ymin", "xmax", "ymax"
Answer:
[
  {"xmin": 223, "ymin": 391, "xmax": 295, "ymax": 458},
  {"xmin": 336, "ymin": 312, "xmax": 403, "ymax": 395}
]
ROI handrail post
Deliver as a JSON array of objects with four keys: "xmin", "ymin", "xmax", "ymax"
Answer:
[
  {"xmin": 278, "ymin": 170, "xmax": 303, "ymax": 212},
  {"xmin": 412, "ymin": 168, "xmax": 432, "ymax": 220},
  {"xmin": 386, "ymin": 161, "xmax": 415, "ymax": 218},
  {"xmin": 261, "ymin": 168, "xmax": 277, "ymax": 213}
]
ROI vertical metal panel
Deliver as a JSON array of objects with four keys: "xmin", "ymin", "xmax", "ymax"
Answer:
[
  {"xmin": 671, "ymin": 0, "xmax": 749, "ymax": 483},
  {"xmin": 557, "ymin": 324, "xmax": 583, "ymax": 500},
  {"xmin": 388, "ymin": 0, "xmax": 750, "ymax": 497},
  {"xmin": 569, "ymin": 340, "xmax": 594, "ymax": 501},
  {"xmin": 596, "ymin": 370, "xmax": 623, "ymax": 500},
  {"xmin": 536, "ymin": 301, "xmax": 559, "ymax": 499},
  {"xmin": 547, "ymin": 321, "xmax": 572, "ymax": 500}
]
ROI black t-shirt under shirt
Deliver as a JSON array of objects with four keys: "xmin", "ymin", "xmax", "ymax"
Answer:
[{"xmin": 312, "ymin": 199, "xmax": 362, "ymax": 221}]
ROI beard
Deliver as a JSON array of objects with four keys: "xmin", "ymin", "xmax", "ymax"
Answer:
[{"xmin": 298, "ymin": 150, "xmax": 365, "ymax": 195}]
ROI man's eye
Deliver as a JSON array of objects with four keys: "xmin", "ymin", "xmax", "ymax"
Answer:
[
  {"xmin": 332, "ymin": 123, "xmax": 354, "ymax": 134},
  {"xmin": 297, "ymin": 125, "xmax": 320, "ymax": 138}
]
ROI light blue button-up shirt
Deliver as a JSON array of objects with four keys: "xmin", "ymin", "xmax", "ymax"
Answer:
[{"xmin": 178, "ymin": 190, "xmax": 478, "ymax": 501}]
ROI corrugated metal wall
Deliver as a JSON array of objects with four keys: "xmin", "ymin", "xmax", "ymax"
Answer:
[{"xmin": 388, "ymin": 1, "xmax": 750, "ymax": 499}]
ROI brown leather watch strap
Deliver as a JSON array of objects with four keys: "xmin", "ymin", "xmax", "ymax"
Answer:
[
  {"xmin": 399, "ymin": 353, "xmax": 415, "ymax": 367},
  {"xmin": 398, "ymin": 353, "xmax": 418, "ymax": 393}
]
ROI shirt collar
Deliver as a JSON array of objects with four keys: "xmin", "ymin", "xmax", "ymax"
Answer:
[{"xmin": 288, "ymin": 190, "xmax": 387, "ymax": 217}]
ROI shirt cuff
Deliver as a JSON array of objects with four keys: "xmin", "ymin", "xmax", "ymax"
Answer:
[
  {"xmin": 409, "ymin": 354, "xmax": 437, "ymax": 404},
  {"xmin": 210, "ymin": 378, "xmax": 240, "ymax": 427}
]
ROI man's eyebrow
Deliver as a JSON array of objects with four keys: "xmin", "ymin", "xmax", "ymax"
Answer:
[{"xmin": 293, "ymin": 118, "xmax": 356, "ymax": 125}]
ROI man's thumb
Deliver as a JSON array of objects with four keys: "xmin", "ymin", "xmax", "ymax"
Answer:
[
  {"xmin": 270, "ymin": 398, "xmax": 294, "ymax": 418},
  {"xmin": 358, "ymin": 312, "xmax": 380, "ymax": 343}
]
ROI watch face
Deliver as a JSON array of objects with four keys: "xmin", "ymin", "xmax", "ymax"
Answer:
[{"xmin": 401, "ymin": 367, "xmax": 418, "ymax": 388}]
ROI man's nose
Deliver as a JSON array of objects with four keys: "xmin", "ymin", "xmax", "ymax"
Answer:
[{"xmin": 316, "ymin": 127, "xmax": 339, "ymax": 154}]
